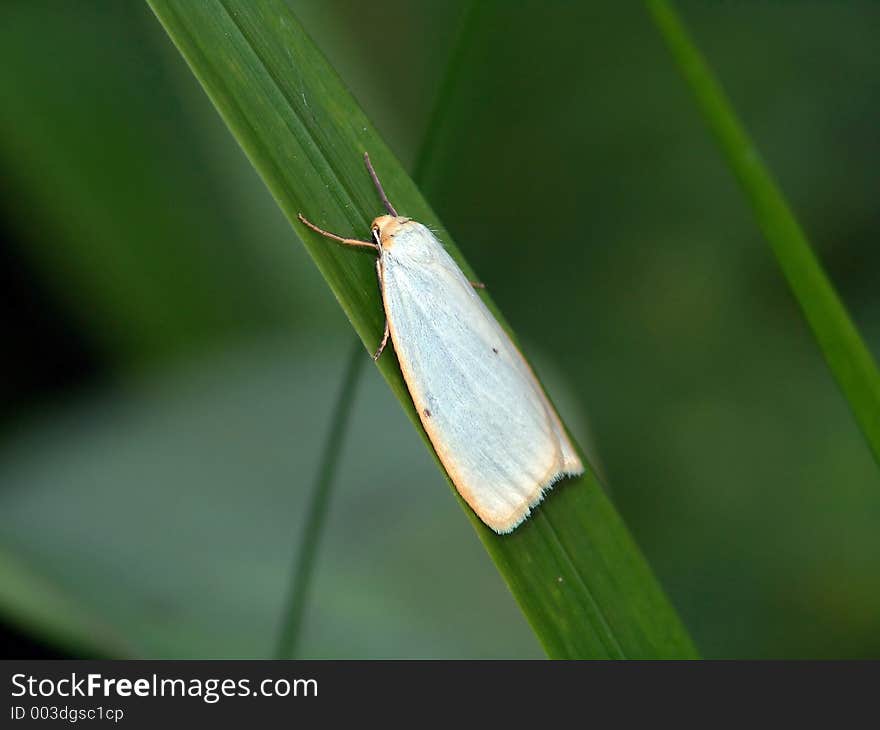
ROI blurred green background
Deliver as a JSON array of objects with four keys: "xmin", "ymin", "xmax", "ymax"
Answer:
[{"xmin": 1, "ymin": 0, "xmax": 878, "ymax": 658}]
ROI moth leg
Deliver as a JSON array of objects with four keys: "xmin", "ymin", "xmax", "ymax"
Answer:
[
  {"xmin": 373, "ymin": 319, "xmax": 390, "ymax": 361},
  {"xmin": 297, "ymin": 213, "xmax": 378, "ymax": 251},
  {"xmin": 371, "ymin": 257, "xmax": 390, "ymax": 361},
  {"xmin": 470, "ymin": 280, "xmax": 486, "ymax": 289}
]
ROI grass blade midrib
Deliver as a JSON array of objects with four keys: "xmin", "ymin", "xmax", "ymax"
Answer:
[{"xmin": 539, "ymin": 516, "xmax": 625, "ymax": 658}]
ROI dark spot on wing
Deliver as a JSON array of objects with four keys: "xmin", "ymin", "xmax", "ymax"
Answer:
[
  {"xmin": 492, "ymin": 347, "xmax": 499, "ymax": 354},
  {"xmin": 424, "ymin": 408, "xmax": 431, "ymax": 417}
]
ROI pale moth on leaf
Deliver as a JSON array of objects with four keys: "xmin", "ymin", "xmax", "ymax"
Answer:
[{"xmin": 298, "ymin": 154, "xmax": 584, "ymax": 533}]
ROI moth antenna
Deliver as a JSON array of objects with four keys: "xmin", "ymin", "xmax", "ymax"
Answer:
[{"xmin": 364, "ymin": 152, "xmax": 399, "ymax": 217}]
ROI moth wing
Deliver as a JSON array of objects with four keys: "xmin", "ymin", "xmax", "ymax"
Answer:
[{"xmin": 380, "ymin": 225, "xmax": 583, "ymax": 533}]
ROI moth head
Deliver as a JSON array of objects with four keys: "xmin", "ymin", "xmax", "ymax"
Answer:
[{"xmin": 371, "ymin": 215, "xmax": 412, "ymax": 250}]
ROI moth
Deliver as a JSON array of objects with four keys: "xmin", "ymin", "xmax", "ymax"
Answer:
[{"xmin": 298, "ymin": 154, "xmax": 583, "ymax": 533}]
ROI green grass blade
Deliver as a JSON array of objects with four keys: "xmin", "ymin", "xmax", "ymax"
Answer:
[
  {"xmin": 647, "ymin": 0, "xmax": 880, "ymax": 467},
  {"xmin": 275, "ymin": 340, "xmax": 364, "ymax": 659},
  {"xmin": 147, "ymin": 0, "xmax": 697, "ymax": 658}
]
